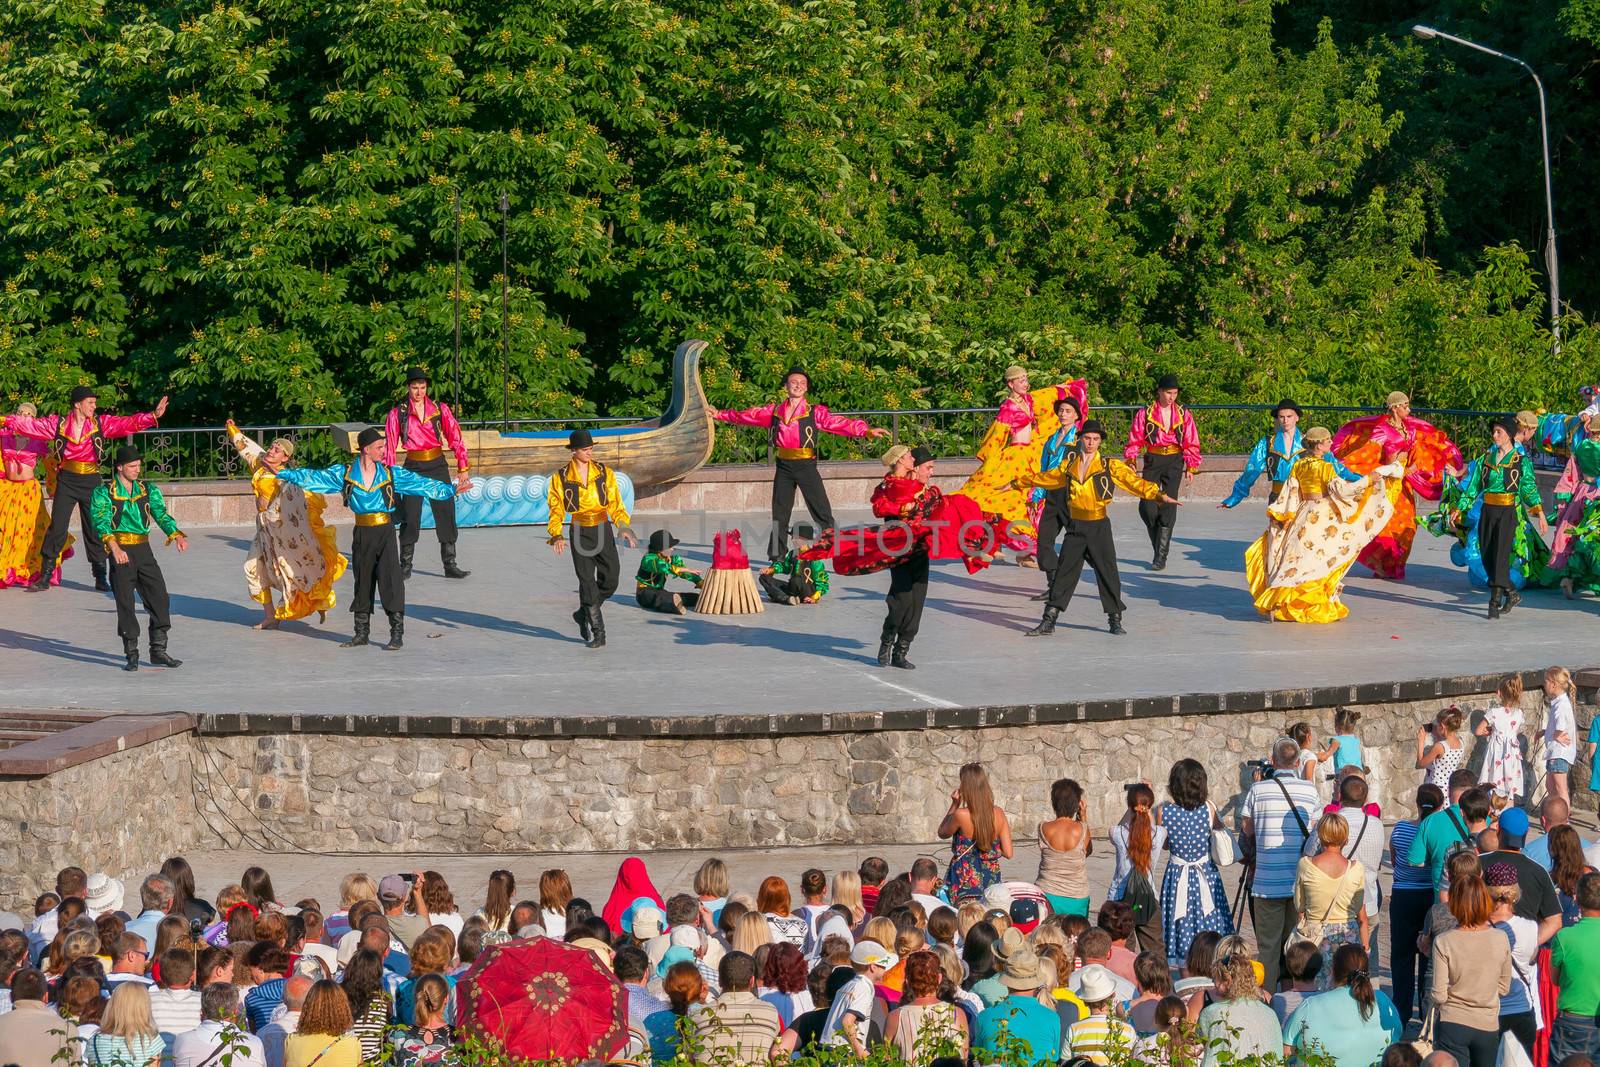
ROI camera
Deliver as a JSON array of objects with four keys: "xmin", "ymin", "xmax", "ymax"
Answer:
[
  {"xmin": 189, "ymin": 919, "xmax": 203, "ymax": 940},
  {"xmin": 1247, "ymin": 758, "xmax": 1274, "ymax": 782}
]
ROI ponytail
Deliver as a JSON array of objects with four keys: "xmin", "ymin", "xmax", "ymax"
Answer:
[
  {"xmin": 1126, "ymin": 783, "xmax": 1156, "ymax": 876},
  {"xmin": 1332, "ymin": 943, "xmax": 1375, "ymax": 1020},
  {"xmin": 1498, "ymin": 674, "xmax": 1523, "ymax": 707},
  {"xmin": 1334, "ymin": 707, "xmax": 1360, "ymax": 734}
]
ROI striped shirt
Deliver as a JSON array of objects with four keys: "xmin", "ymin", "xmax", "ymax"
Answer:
[
  {"xmin": 1242, "ymin": 772, "xmax": 1320, "ymax": 898},
  {"xmin": 692, "ymin": 991, "xmax": 782, "ymax": 1066},
  {"xmin": 1067, "ymin": 1015, "xmax": 1139, "ymax": 1064},
  {"xmin": 1390, "ymin": 820, "xmax": 1432, "ymax": 891}
]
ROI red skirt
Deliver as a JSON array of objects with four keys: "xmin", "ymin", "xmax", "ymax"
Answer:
[{"xmin": 801, "ymin": 493, "xmax": 1015, "ymax": 576}]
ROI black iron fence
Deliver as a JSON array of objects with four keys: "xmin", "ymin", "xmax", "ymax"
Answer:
[{"xmin": 123, "ymin": 405, "xmax": 1520, "ymax": 480}]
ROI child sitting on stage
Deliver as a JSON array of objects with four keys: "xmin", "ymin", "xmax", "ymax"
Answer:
[
  {"xmin": 760, "ymin": 523, "xmax": 829, "ymax": 605},
  {"xmin": 635, "ymin": 530, "xmax": 703, "ymax": 615}
]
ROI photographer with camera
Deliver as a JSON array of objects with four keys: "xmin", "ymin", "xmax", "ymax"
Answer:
[{"xmin": 1241, "ymin": 737, "xmax": 1321, "ymax": 992}]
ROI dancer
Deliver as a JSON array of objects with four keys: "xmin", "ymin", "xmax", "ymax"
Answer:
[
  {"xmin": 275, "ymin": 427, "xmax": 463, "ymax": 650},
  {"xmin": 1331, "ymin": 391, "xmax": 1461, "ymax": 580},
  {"xmin": 383, "ymin": 368, "xmax": 472, "ymax": 580},
  {"xmin": 0, "ymin": 387, "xmax": 168, "ymax": 592},
  {"xmin": 759, "ymin": 524, "xmax": 828, "ymax": 605},
  {"xmin": 1029, "ymin": 395, "xmax": 1082, "ymax": 600},
  {"xmin": 1122, "ymin": 375, "xmax": 1201, "ymax": 569},
  {"xmin": 1449, "ymin": 418, "xmax": 1547, "ymax": 618},
  {"xmin": 958, "ymin": 367, "xmax": 1089, "ymax": 566},
  {"xmin": 547, "ymin": 429, "xmax": 636, "ymax": 649},
  {"xmin": 1543, "ymin": 438, "xmax": 1600, "ymax": 597},
  {"xmin": 713, "ymin": 368, "xmax": 888, "ymax": 560},
  {"xmin": 224, "ymin": 421, "xmax": 347, "ymax": 628},
  {"xmin": 1221, "ymin": 400, "xmax": 1303, "ymax": 509},
  {"xmin": 634, "ymin": 530, "xmax": 702, "ymax": 615},
  {"xmin": 1244, "ymin": 427, "xmax": 1396, "ymax": 624},
  {"xmin": 90, "ymin": 446, "xmax": 188, "ymax": 671},
  {"xmin": 1427, "ymin": 414, "xmax": 1550, "ymax": 593},
  {"xmin": 0, "ymin": 403, "xmax": 73, "ymax": 588},
  {"xmin": 1015, "ymin": 419, "xmax": 1178, "ymax": 636}
]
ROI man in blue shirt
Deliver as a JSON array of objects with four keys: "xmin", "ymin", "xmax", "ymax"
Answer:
[
  {"xmin": 123, "ymin": 874, "xmax": 173, "ymax": 952},
  {"xmin": 1222, "ymin": 399, "xmax": 1304, "ymax": 509},
  {"xmin": 973, "ymin": 948, "xmax": 1062, "ymax": 1066},
  {"xmin": 1524, "ymin": 795, "xmax": 1600, "ymax": 870}
]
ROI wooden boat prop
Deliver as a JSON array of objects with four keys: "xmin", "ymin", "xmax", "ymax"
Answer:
[{"xmin": 333, "ymin": 339, "xmax": 717, "ymax": 486}]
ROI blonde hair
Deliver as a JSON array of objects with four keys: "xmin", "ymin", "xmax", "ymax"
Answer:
[
  {"xmin": 1489, "ymin": 882, "xmax": 1522, "ymax": 907},
  {"xmin": 956, "ymin": 900, "xmax": 986, "ymax": 938},
  {"xmin": 15, "ymin": 402, "xmax": 37, "ymax": 417},
  {"xmin": 100, "ymin": 982, "xmax": 158, "ymax": 1039},
  {"xmin": 1211, "ymin": 935, "xmax": 1260, "ymax": 1002},
  {"xmin": 1028, "ymin": 918, "xmax": 1069, "ymax": 953},
  {"xmin": 339, "ymin": 873, "xmax": 378, "ymax": 909},
  {"xmin": 830, "ymin": 871, "xmax": 864, "ymax": 921},
  {"xmin": 694, "ymin": 859, "xmax": 729, "ymax": 900},
  {"xmin": 1547, "ymin": 666, "xmax": 1576, "ymax": 704},
  {"xmin": 1498, "ymin": 675, "xmax": 1524, "ymax": 707},
  {"xmin": 731, "ymin": 911, "xmax": 772, "ymax": 955},
  {"xmin": 862, "ymin": 917, "xmax": 898, "ymax": 951},
  {"xmin": 894, "ymin": 927, "xmax": 927, "ymax": 957},
  {"xmin": 933, "ymin": 944, "xmax": 964, "ymax": 989},
  {"xmin": 1317, "ymin": 812, "xmax": 1350, "ymax": 849}
]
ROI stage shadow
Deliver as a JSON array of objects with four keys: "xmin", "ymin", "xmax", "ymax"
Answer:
[
  {"xmin": 170, "ymin": 592, "xmax": 269, "ymax": 627},
  {"xmin": 922, "ymin": 595, "xmax": 1036, "ymax": 631},
  {"xmin": 209, "ymin": 535, "xmax": 256, "ymax": 552},
  {"xmin": 651, "ymin": 616, "xmax": 866, "ymax": 657},
  {"xmin": 0, "ymin": 627, "xmax": 125, "ymax": 667},
  {"xmin": 404, "ymin": 603, "xmax": 568, "ymax": 642}
]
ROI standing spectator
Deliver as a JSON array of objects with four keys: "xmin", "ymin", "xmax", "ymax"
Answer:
[
  {"xmin": 1282, "ymin": 943, "xmax": 1401, "ymax": 1065},
  {"xmin": 1241, "ymin": 738, "xmax": 1319, "ymax": 990},
  {"xmin": 85, "ymin": 982, "xmax": 165, "ymax": 1067},
  {"xmin": 758, "ymin": 942, "xmax": 813, "ymax": 1026},
  {"xmin": 1407, "ymin": 770, "xmax": 1483, "ymax": 893},
  {"xmin": 259, "ymin": 974, "xmax": 311, "ymax": 1067},
  {"xmin": 1548, "ymin": 825, "xmax": 1594, "ymax": 925},
  {"xmin": 284, "ymin": 981, "xmax": 359, "ymax": 1067},
  {"xmin": 936, "ymin": 763, "xmax": 1014, "ymax": 900},
  {"xmin": 1065, "ymin": 964, "xmax": 1138, "ymax": 1065},
  {"xmin": 692, "ymin": 951, "xmax": 781, "ymax": 1066},
  {"xmin": 1158, "ymin": 758, "xmax": 1233, "ymax": 967},
  {"xmin": 1417, "ymin": 706, "xmax": 1468, "ymax": 790},
  {"xmin": 389, "ymin": 973, "xmax": 454, "ymax": 1067},
  {"xmin": 757, "ymin": 877, "xmax": 808, "ymax": 947},
  {"xmin": 125, "ymin": 875, "xmax": 174, "ymax": 951},
  {"xmin": 1525, "ymin": 796, "xmax": 1600, "ymax": 870},
  {"xmin": 1479, "ymin": 806, "xmax": 1564, "ymax": 945},
  {"xmin": 148, "ymin": 946, "xmax": 202, "ymax": 1040},
  {"xmin": 1390, "ymin": 783, "xmax": 1444, "ymax": 1025},
  {"xmin": 1550, "ymin": 872, "xmax": 1600, "ymax": 1061},
  {"xmin": 1476, "ymin": 675, "xmax": 1527, "ymax": 802},
  {"xmin": 1109, "ymin": 782, "xmax": 1165, "ymax": 957},
  {"xmin": 171, "ymin": 983, "xmax": 267, "ymax": 1067},
  {"xmin": 474, "ymin": 870, "xmax": 515, "ymax": 935},
  {"xmin": 0, "ymin": 969, "xmax": 77, "ymax": 1067},
  {"xmin": 539, "ymin": 869, "xmax": 573, "ymax": 937},
  {"xmin": 1292, "ymin": 813, "xmax": 1369, "ymax": 984},
  {"xmin": 972, "ymin": 948, "xmax": 1061, "ymax": 1067},
  {"xmin": 1544, "ymin": 666, "xmax": 1579, "ymax": 807},
  {"xmin": 885, "ymin": 949, "xmax": 967, "ymax": 1064},
  {"xmin": 1431, "ymin": 875, "xmax": 1512, "ymax": 1067},
  {"xmin": 1195, "ymin": 936, "xmax": 1282, "ymax": 1066},
  {"xmin": 418, "ymin": 872, "xmax": 462, "ymax": 940},
  {"xmin": 1037, "ymin": 778, "xmax": 1093, "ymax": 918},
  {"xmin": 1484, "ymin": 863, "xmax": 1539, "ymax": 1056},
  {"xmin": 1314, "ymin": 772, "xmax": 1386, "ymax": 968}
]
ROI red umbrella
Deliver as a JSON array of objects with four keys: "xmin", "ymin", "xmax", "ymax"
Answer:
[{"xmin": 457, "ymin": 936, "xmax": 628, "ymax": 1062}]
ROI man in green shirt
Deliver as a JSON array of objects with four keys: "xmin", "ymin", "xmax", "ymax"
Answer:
[
  {"xmin": 634, "ymin": 529, "xmax": 703, "ymax": 615},
  {"xmin": 759, "ymin": 523, "xmax": 829, "ymax": 605},
  {"xmin": 1406, "ymin": 770, "xmax": 1483, "ymax": 892},
  {"xmin": 90, "ymin": 446, "xmax": 188, "ymax": 671},
  {"xmin": 1550, "ymin": 872, "xmax": 1600, "ymax": 1060},
  {"xmin": 1451, "ymin": 417, "xmax": 1548, "ymax": 618}
]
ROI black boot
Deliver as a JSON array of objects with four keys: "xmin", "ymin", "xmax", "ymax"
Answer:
[
  {"xmin": 1108, "ymin": 613, "xmax": 1127, "ymax": 635},
  {"xmin": 122, "ymin": 636, "xmax": 139, "ymax": 672},
  {"xmin": 891, "ymin": 640, "xmax": 915, "ymax": 670},
  {"xmin": 383, "ymin": 611, "xmax": 404, "ymax": 651},
  {"xmin": 441, "ymin": 542, "xmax": 470, "ymax": 579},
  {"xmin": 26, "ymin": 572, "xmax": 50, "ymax": 593},
  {"xmin": 573, "ymin": 607, "xmax": 592, "ymax": 643},
  {"xmin": 93, "ymin": 565, "xmax": 111, "ymax": 592},
  {"xmin": 1502, "ymin": 588, "xmax": 1520, "ymax": 615},
  {"xmin": 149, "ymin": 632, "xmax": 182, "ymax": 668},
  {"xmin": 1488, "ymin": 590, "xmax": 1503, "ymax": 620},
  {"xmin": 877, "ymin": 638, "xmax": 894, "ymax": 667},
  {"xmin": 586, "ymin": 606, "xmax": 606, "ymax": 649},
  {"xmin": 400, "ymin": 544, "xmax": 414, "ymax": 580},
  {"xmin": 342, "ymin": 612, "xmax": 371, "ymax": 647},
  {"xmin": 1152, "ymin": 527, "xmax": 1172, "ymax": 570},
  {"xmin": 1025, "ymin": 607, "xmax": 1059, "ymax": 637}
]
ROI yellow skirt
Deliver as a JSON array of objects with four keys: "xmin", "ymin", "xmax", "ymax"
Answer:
[
  {"xmin": 958, "ymin": 423, "xmax": 1041, "ymax": 535},
  {"xmin": 1244, "ymin": 542, "xmax": 1354, "ymax": 623},
  {"xmin": 0, "ymin": 478, "xmax": 72, "ymax": 588}
]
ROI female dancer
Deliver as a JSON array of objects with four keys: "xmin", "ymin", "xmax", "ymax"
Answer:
[
  {"xmin": 0, "ymin": 402, "xmax": 72, "ymax": 587},
  {"xmin": 1543, "ymin": 438, "xmax": 1600, "ymax": 598},
  {"xmin": 1332, "ymin": 392, "xmax": 1462, "ymax": 580},
  {"xmin": 226, "ymin": 420, "xmax": 347, "ymax": 627}
]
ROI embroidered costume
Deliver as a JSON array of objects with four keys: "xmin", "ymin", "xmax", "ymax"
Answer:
[
  {"xmin": 1122, "ymin": 375, "xmax": 1202, "ymax": 569},
  {"xmin": 0, "ymin": 418, "xmax": 72, "ymax": 587},
  {"xmin": 383, "ymin": 368, "xmax": 471, "ymax": 580},
  {"xmin": 1542, "ymin": 439, "xmax": 1600, "ymax": 596},
  {"xmin": 1332, "ymin": 402, "xmax": 1462, "ymax": 580},
  {"xmin": 760, "ymin": 525, "xmax": 829, "ymax": 605},
  {"xmin": 1448, "ymin": 428, "xmax": 1546, "ymax": 618},
  {"xmin": 90, "ymin": 448, "xmax": 185, "ymax": 671},
  {"xmin": 548, "ymin": 429, "xmax": 634, "ymax": 648},
  {"xmin": 225, "ymin": 422, "xmax": 347, "ymax": 623},
  {"xmin": 1428, "ymin": 442, "xmax": 1550, "ymax": 595},
  {"xmin": 635, "ymin": 530, "xmax": 702, "ymax": 614},
  {"xmin": 1225, "ymin": 413, "xmax": 1306, "ymax": 508},
  {"xmin": 801, "ymin": 478, "xmax": 1010, "ymax": 577}
]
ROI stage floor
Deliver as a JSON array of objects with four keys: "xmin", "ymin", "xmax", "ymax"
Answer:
[{"xmin": 1, "ymin": 505, "xmax": 1590, "ymax": 718}]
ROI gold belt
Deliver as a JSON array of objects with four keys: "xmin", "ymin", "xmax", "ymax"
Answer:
[
  {"xmin": 1269, "ymin": 481, "xmax": 1285, "ymax": 495},
  {"xmin": 406, "ymin": 447, "xmax": 443, "ymax": 462},
  {"xmin": 61, "ymin": 460, "xmax": 100, "ymax": 475},
  {"xmin": 1146, "ymin": 445, "xmax": 1181, "ymax": 456},
  {"xmin": 1484, "ymin": 492, "xmax": 1516, "ymax": 507},
  {"xmin": 775, "ymin": 447, "xmax": 816, "ymax": 461},
  {"xmin": 107, "ymin": 532, "xmax": 148, "ymax": 545},
  {"xmin": 353, "ymin": 512, "xmax": 391, "ymax": 526},
  {"xmin": 572, "ymin": 513, "xmax": 610, "ymax": 527}
]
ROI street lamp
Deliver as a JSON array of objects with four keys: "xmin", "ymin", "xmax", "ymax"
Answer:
[{"xmin": 1413, "ymin": 24, "xmax": 1561, "ymax": 356}]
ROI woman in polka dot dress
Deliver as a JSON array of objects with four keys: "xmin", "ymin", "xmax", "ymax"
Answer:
[{"xmin": 1156, "ymin": 758, "xmax": 1234, "ymax": 964}]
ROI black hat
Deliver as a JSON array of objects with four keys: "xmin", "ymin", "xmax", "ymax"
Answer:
[
  {"xmin": 791, "ymin": 522, "xmax": 817, "ymax": 540},
  {"xmin": 356, "ymin": 426, "xmax": 384, "ymax": 450},
  {"xmin": 1054, "ymin": 395, "xmax": 1082, "ymax": 418},
  {"xmin": 910, "ymin": 445, "xmax": 934, "ymax": 466},
  {"xmin": 113, "ymin": 445, "xmax": 141, "ymax": 466},
  {"xmin": 405, "ymin": 367, "xmax": 429, "ymax": 385},
  {"xmin": 1494, "ymin": 416, "xmax": 1519, "ymax": 439},
  {"xmin": 1156, "ymin": 373, "xmax": 1180, "ymax": 392},
  {"xmin": 567, "ymin": 428, "xmax": 594, "ymax": 450},
  {"xmin": 647, "ymin": 530, "xmax": 678, "ymax": 554},
  {"xmin": 1272, "ymin": 399, "xmax": 1302, "ymax": 418},
  {"xmin": 782, "ymin": 366, "xmax": 810, "ymax": 387},
  {"xmin": 1079, "ymin": 419, "xmax": 1106, "ymax": 438},
  {"xmin": 69, "ymin": 386, "xmax": 96, "ymax": 405}
]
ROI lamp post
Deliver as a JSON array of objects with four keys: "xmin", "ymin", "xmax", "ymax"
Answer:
[{"xmin": 1413, "ymin": 24, "xmax": 1561, "ymax": 356}]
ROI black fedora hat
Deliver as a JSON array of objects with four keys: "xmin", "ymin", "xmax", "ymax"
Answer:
[
  {"xmin": 647, "ymin": 530, "xmax": 678, "ymax": 554},
  {"xmin": 405, "ymin": 367, "xmax": 429, "ymax": 385},
  {"xmin": 1272, "ymin": 398, "xmax": 1302, "ymax": 418},
  {"xmin": 1079, "ymin": 419, "xmax": 1107, "ymax": 438},
  {"xmin": 567, "ymin": 428, "xmax": 595, "ymax": 450},
  {"xmin": 113, "ymin": 444, "xmax": 141, "ymax": 466}
]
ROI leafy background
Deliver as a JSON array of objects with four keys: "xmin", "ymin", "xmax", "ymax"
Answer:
[{"xmin": 0, "ymin": 0, "xmax": 1594, "ymax": 425}]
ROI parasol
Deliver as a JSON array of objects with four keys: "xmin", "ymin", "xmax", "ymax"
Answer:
[{"xmin": 457, "ymin": 935, "xmax": 628, "ymax": 1062}]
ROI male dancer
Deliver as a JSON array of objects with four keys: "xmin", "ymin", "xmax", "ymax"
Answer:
[
  {"xmin": 1454, "ymin": 418, "xmax": 1547, "ymax": 618},
  {"xmin": 635, "ymin": 529, "xmax": 703, "ymax": 615},
  {"xmin": 0, "ymin": 387, "xmax": 168, "ymax": 591},
  {"xmin": 760, "ymin": 523, "xmax": 829, "ymax": 605},
  {"xmin": 1221, "ymin": 399, "xmax": 1303, "ymax": 509},
  {"xmin": 383, "ymin": 367, "xmax": 472, "ymax": 580},
  {"xmin": 1017, "ymin": 420, "xmax": 1179, "ymax": 635},
  {"xmin": 90, "ymin": 446, "xmax": 188, "ymax": 671},
  {"xmin": 714, "ymin": 367, "xmax": 889, "ymax": 560},
  {"xmin": 1122, "ymin": 374, "xmax": 1201, "ymax": 569},
  {"xmin": 878, "ymin": 446, "xmax": 937, "ymax": 670},
  {"xmin": 275, "ymin": 426, "xmax": 463, "ymax": 650},
  {"xmin": 1030, "ymin": 395, "xmax": 1082, "ymax": 600},
  {"xmin": 548, "ymin": 429, "xmax": 636, "ymax": 648}
]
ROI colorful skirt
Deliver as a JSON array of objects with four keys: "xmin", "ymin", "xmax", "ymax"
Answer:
[
  {"xmin": 956, "ymin": 423, "xmax": 1041, "ymax": 553},
  {"xmin": 1357, "ymin": 477, "xmax": 1417, "ymax": 579},
  {"xmin": 1543, "ymin": 493, "xmax": 1600, "ymax": 595},
  {"xmin": 246, "ymin": 490, "xmax": 347, "ymax": 620},
  {"xmin": 1426, "ymin": 476, "xmax": 1552, "ymax": 590},
  {"xmin": 1245, "ymin": 476, "xmax": 1394, "ymax": 623},
  {"xmin": 0, "ymin": 478, "xmax": 71, "ymax": 588}
]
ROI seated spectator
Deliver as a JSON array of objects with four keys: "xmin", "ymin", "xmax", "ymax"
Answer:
[
  {"xmin": 294, "ymin": 910, "xmax": 337, "ymax": 977},
  {"xmin": 775, "ymin": 962, "xmax": 845, "ymax": 1060},
  {"xmin": 389, "ymin": 973, "xmax": 454, "ymax": 1067},
  {"xmin": 972, "ymin": 947, "xmax": 1060, "ymax": 1067},
  {"xmin": 692, "ymin": 951, "xmax": 781, "ymax": 1066},
  {"xmin": 759, "ymin": 877, "xmax": 809, "ymax": 947},
  {"xmin": 58, "ymin": 974, "xmax": 105, "ymax": 1044},
  {"xmin": 646, "ymin": 960, "xmax": 708, "ymax": 1062},
  {"xmin": 1282, "ymin": 943, "xmax": 1401, "ymax": 1064},
  {"xmin": 259, "ymin": 974, "xmax": 312, "ymax": 1067},
  {"xmin": 1125, "ymin": 950, "xmax": 1173, "ymax": 1035},
  {"xmin": 885, "ymin": 949, "xmax": 967, "ymax": 1064},
  {"xmin": 85, "ymin": 982, "xmax": 165, "ymax": 1067},
  {"xmin": 0, "ymin": 968, "xmax": 78, "ymax": 1067},
  {"xmin": 322, "ymin": 875, "xmax": 377, "ymax": 944},
  {"xmin": 759, "ymin": 941, "xmax": 813, "ymax": 1026},
  {"xmin": 393, "ymin": 927, "xmax": 456, "ymax": 1026},
  {"xmin": 1096, "ymin": 901, "xmax": 1138, "ymax": 984},
  {"xmin": 1065, "ymin": 964, "xmax": 1138, "ymax": 1065},
  {"xmin": 125, "ymin": 875, "xmax": 174, "ymax": 952},
  {"xmin": 339, "ymin": 949, "xmax": 392, "ymax": 1062},
  {"xmin": 242, "ymin": 942, "xmax": 292, "ymax": 1031},
  {"xmin": 616, "ymin": 945, "xmax": 667, "ymax": 1031},
  {"xmin": 284, "ymin": 981, "xmax": 360, "ymax": 1067},
  {"xmin": 148, "ymin": 945, "xmax": 202, "ymax": 1039},
  {"xmin": 859, "ymin": 858, "xmax": 889, "ymax": 915},
  {"xmin": 1271, "ymin": 940, "xmax": 1323, "ymax": 1024},
  {"xmin": 105, "ymin": 932, "xmax": 154, "ymax": 988},
  {"xmin": 1138, "ymin": 995, "xmax": 1202, "ymax": 1064},
  {"xmin": 822, "ymin": 941, "xmax": 896, "ymax": 1055},
  {"xmin": 171, "ymin": 982, "xmax": 267, "ymax": 1067},
  {"xmin": 1195, "ymin": 936, "xmax": 1281, "ymax": 1066},
  {"xmin": 1174, "ymin": 930, "xmax": 1221, "ymax": 1021},
  {"xmin": 1067, "ymin": 929, "xmax": 1135, "ymax": 1006}
]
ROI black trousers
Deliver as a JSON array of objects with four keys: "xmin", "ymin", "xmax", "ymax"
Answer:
[
  {"xmin": 1138, "ymin": 451, "xmax": 1184, "ymax": 547},
  {"xmin": 350, "ymin": 523, "xmax": 404, "ymax": 615},
  {"xmin": 636, "ymin": 587, "xmax": 697, "ymax": 612},
  {"xmin": 1500, "ymin": 1012, "xmax": 1537, "ymax": 1056},
  {"xmin": 1388, "ymin": 886, "xmax": 1432, "ymax": 1025},
  {"xmin": 1436, "ymin": 1019, "xmax": 1500, "ymax": 1067},
  {"xmin": 1046, "ymin": 516, "xmax": 1125, "ymax": 615},
  {"xmin": 1479, "ymin": 501, "xmax": 1517, "ymax": 592},
  {"xmin": 110, "ymin": 541, "xmax": 170, "ymax": 643},
  {"xmin": 571, "ymin": 523, "xmax": 620, "ymax": 607},
  {"xmin": 760, "ymin": 569, "xmax": 817, "ymax": 603},
  {"xmin": 397, "ymin": 456, "xmax": 457, "ymax": 549},
  {"xmin": 768, "ymin": 458, "xmax": 834, "ymax": 560},
  {"xmin": 42, "ymin": 469, "xmax": 107, "ymax": 575},
  {"xmin": 881, "ymin": 551, "xmax": 929, "ymax": 643},
  {"xmin": 1035, "ymin": 493, "xmax": 1069, "ymax": 576}
]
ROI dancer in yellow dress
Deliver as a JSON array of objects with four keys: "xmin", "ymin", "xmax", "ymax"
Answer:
[
  {"xmin": 226, "ymin": 421, "xmax": 348, "ymax": 628},
  {"xmin": 1245, "ymin": 427, "xmax": 1399, "ymax": 623},
  {"xmin": 957, "ymin": 365, "xmax": 1089, "ymax": 564},
  {"xmin": 0, "ymin": 403, "xmax": 73, "ymax": 588}
]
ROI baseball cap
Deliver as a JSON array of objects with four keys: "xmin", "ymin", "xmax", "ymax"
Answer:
[
  {"xmin": 1009, "ymin": 898, "xmax": 1041, "ymax": 934},
  {"xmin": 378, "ymin": 875, "xmax": 409, "ymax": 902},
  {"xmin": 850, "ymin": 941, "xmax": 898, "ymax": 969},
  {"xmin": 1498, "ymin": 807, "xmax": 1530, "ymax": 847}
]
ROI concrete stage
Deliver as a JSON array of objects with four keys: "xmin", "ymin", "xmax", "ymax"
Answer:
[{"xmin": 1, "ymin": 503, "xmax": 1591, "ymax": 720}]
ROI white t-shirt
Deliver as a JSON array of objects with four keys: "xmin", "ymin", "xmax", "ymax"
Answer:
[
  {"xmin": 821, "ymin": 973, "xmax": 875, "ymax": 1047},
  {"xmin": 1546, "ymin": 694, "xmax": 1578, "ymax": 763}
]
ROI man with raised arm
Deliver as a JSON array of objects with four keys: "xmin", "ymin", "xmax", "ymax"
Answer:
[{"xmin": 382, "ymin": 367, "xmax": 472, "ymax": 581}]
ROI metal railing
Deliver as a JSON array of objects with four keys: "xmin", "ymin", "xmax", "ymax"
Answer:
[{"xmin": 120, "ymin": 405, "xmax": 1521, "ymax": 480}]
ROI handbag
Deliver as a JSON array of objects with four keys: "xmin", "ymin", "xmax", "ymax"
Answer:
[
  {"xmin": 1291, "ymin": 860, "xmax": 1356, "ymax": 945},
  {"xmin": 1411, "ymin": 1007, "xmax": 1436, "ymax": 1057},
  {"xmin": 1208, "ymin": 802, "xmax": 1238, "ymax": 868}
]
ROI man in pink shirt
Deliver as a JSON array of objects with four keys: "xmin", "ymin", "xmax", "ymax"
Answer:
[
  {"xmin": 382, "ymin": 367, "xmax": 473, "ymax": 580},
  {"xmin": 1122, "ymin": 373, "xmax": 1201, "ymax": 570},
  {"xmin": 714, "ymin": 367, "xmax": 888, "ymax": 560},
  {"xmin": 0, "ymin": 385, "xmax": 167, "ymax": 592}
]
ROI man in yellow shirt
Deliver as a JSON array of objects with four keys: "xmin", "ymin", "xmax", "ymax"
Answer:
[
  {"xmin": 547, "ymin": 429, "xmax": 637, "ymax": 648},
  {"xmin": 1014, "ymin": 420, "xmax": 1179, "ymax": 636}
]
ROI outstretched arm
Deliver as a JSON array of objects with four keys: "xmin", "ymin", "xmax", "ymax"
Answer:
[
  {"xmin": 1110, "ymin": 458, "xmax": 1179, "ymax": 505},
  {"xmin": 0, "ymin": 413, "xmax": 62, "ymax": 442},
  {"xmin": 273, "ymin": 464, "xmax": 347, "ymax": 496},
  {"xmin": 392, "ymin": 465, "xmax": 457, "ymax": 501},
  {"xmin": 712, "ymin": 403, "xmax": 776, "ymax": 428},
  {"xmin": 99, "ymin": 397, "xmax": 166, "ymax": 438},
  {"xmin": 225, "ymin": 420, "xmax": 266, "ymax": 469},
  {"xmin": 1222, "ymin": 437, "xmax": 1269, "ymax": 508},
  {"xmin": 811, "ymin": 404, "xmax": 879, "ymax": 439}
]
